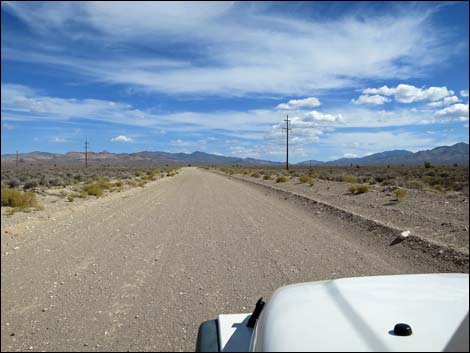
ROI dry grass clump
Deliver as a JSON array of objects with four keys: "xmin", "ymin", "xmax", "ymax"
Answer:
[
  {"xmin": 393, "ymin": 188, "xmax": 408, "ymax": 201},
  {"xmin": 348, "ymin": 184, "xmax": 370, "ymax": 194},
  {"xmin": 298, "ymin": 175, "xmax": 313, "ymax": 184},
  {"xmin": 342, "ymin": 175, "xmax": 359, "ymax": 183},
  {"xmin": 82, "ymin": 183, "xmax": 105, "ymax": 197},
  {"xmin": 276, "ymin": 175, "xmax": 289, "ymax": 183},
  {"xmin": 1, "ymin": 188, "xmax": 41, "ymax": 213}
]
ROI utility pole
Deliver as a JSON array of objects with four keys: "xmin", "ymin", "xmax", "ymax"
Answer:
[
  {"xmin": 282, "ymin": 115, "xmax": 292, "ymax": 170},
  {"xmin": 85, "ymin": 140, "xmax": 89, "ymax": 167},
  {"xmin": 16, "ymin": 150, "xmax": 19, "ymax": 168}
]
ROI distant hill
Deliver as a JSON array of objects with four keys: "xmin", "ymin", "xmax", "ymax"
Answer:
[
  {"xmin": 295, "ymin": 159, "xmax": 325, "ymax": 166},
  {"xmin": 297, "ymin": 143, "xmax": 469, "ymax": 166},
  {"xmin": 1, "ymin": 143, "xmax": 468, "ymax": 166},
  {"xmin": 1, "ymin": 150, "xmax": 282, "ymax": 167}
]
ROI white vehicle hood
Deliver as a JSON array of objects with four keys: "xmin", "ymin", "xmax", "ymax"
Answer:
[{"xmin": 249, "ymin": 273, "xmax": 469, "ymax": 352}]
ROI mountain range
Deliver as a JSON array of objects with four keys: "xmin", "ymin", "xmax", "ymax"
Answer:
[{"xmin": 1, "ymin": 143, "xmax": 468, "ymax": 166}]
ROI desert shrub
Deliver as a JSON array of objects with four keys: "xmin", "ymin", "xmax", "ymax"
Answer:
[
  {"xmin": 393, "ymin": 189, "xmax": 408, "ymax": 200},
  {"xmin": 67, "ymin": 194, "xmax": 75, "ymax": 202},
  {"xmin": 342, "ymin": 175, "xmax": 358, "ymax": 183},
  {"xmin": 424, "ymin": 161, "xmax": 432, "ymax": 168},
  {"xmin": 23, "ymin": 179, "xmax": 39, "ymax": 189},
  {"xmin": 251, "ymin": 172, "xmax": 261, "ymax": 178},
  {"xmin": 349, "ymin": 184, "xmax": 369, "ymax": 194},
  {"xmin": 82, "ymin": 183, "xmax": 104, "ymax": 197},
  {"xmin": 399, "ymin": 179, "xmax": 425, "ymax": 190},
  {"xmin": 8, "ymin": 178, "xmax": 20, "ymax": 188},
  {"xmin": 374, "ymin": 176, "xmax": 384, "ymax": 183},
  {"xmin": 1, "ymin": 188, "xmax": 39, "ymax": 208},
  {"xmin": 59, "ymin": 190, "xmax": 68, "ymax": 197},
  {"xmin": 298, "ymin": 175, "xmax": 313, "ymax": 184},
  {"xmin": 276, "ymin": 175, "xmax": 288, "ymax": 183},
  {"xmin": 96, "ymin": 178, "xmax": 112, "ymax": 190},
  {"xmin": 356, "ymin": 185, "xmax": 370, "ymax": 193},
  {"xmin": 263, "ymin": 174, "xmax": 272, "ymax": 180},
  {"xmin": 18, "ymin": 174, "xmax": 29, "ymax": 182},
  {"xmin": 113, "ymin": 181, "xmax": 123, "ymax": 187},
  {"xmin": 48, "ymin": 177, "xmax": 64, "ymax": 187}
]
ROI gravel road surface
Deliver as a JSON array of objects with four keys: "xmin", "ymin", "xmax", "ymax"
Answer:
[{"xmin": 1, "ymin": 167, "xmax": 452, "ymax": 352}]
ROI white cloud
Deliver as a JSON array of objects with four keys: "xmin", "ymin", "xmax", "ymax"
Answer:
[
  {"xmin": 304, "ymin": 111, "xmax": 343, "ymax": 123},
  {"xmin": 362, "ymin": 84, "xmax": 453, "ymax": 103},
  {"xmin": 2, "ymin": 2, "xmax": 462, "ymax": 96},
  {"xmin": 343, "ymin": 153, "xmax": 358, "ymax": 158},
  {"xmin": 276, "ymin": 97, "xmax": 320, "ymax": 110},
  {"xmin": 111, "ymin": 135, "xmax": 135, "ymax": 143},
  {"xmin": 49, "ymin": 137, "xmax": 68, "ymax": 143},
  {"xmin": 352, "ymin": 94, "xmax": 390, "ymax": 105},
  {"xmin": 426, "ymin": 95, "xmax": 460, "ymax": 107},
  {"xmin": 461, "ymin": 90, "xmax": 469, "ymax": 98},
  {"xmin": 434, "ymin": 103, "xmax": 469, "ymax": 121}
]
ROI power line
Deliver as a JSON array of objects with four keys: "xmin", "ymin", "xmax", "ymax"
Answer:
[{"xmin": 282, "ymin": 115, "xmax": 292, "ymax": 170}]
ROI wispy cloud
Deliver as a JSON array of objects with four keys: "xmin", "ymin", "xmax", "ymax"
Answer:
[
  {"xmin": 49, "ymin": 136, "xmax": 68, "ymax": 143},
  {"xmin": 2, "ymin": 2, "xmax": 463, "ymax": 96},
  {"xmin": 2, "ymin": 123, "xmax": 15, "ymax": 130}
]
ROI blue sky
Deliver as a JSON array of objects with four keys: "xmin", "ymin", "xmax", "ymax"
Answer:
[{"xmin": 1, "ymin": 1, "xmax": 469, "ymax": 162}]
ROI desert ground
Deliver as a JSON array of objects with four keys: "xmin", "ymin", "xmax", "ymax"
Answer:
[{"xmin": 1, "ymin": 167, "xmax": 468, "ymax": 352}]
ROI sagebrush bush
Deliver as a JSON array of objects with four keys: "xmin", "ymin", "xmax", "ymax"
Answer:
[
  {"xmin": 1, "ymin": 188, "xmax": 39, "ymax": 208},
  {"xmin": 349, "ymin": 184, "xmax": 369, "ymax": 194},
  {"xmin": 393, "ymin": 188, "xmax": 408, "ymax": 200},
  {"xmin": 251, "ymin": 172, "xmax": 261, "ymax": 178},
  {"xmin": 82, "ymin": 183, "xmax": 104, "ymax": 197},
  {"xmin": 23, "ymin": 179, "xmax": 39, "ymax": 189},
  {"xmin": 276, "ymin": 175, "xmax": 288, "ymax": 183},
  {"xmin": 298, "ymin": 175, "xmax": 313, "ymax": 184},
  {"xmin": 342, "ymin": 175, "xmax": 358, "ymax": 183},
  {"xmin": 263, "ymin": 174, "xmax": 272, "ymax": 180},
  {"xmin": 8, "ymin": 179, "xmax": 20, "ymax": 188}
]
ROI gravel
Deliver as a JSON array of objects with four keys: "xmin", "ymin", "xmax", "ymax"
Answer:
[{"xmin": 1, "ymin": 167, "xmax": 467, "ymax": 352}]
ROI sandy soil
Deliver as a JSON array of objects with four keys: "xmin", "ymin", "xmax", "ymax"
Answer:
[{"xmin": 1, "ymin": 168, "xmax": 468, "ymax": 352}]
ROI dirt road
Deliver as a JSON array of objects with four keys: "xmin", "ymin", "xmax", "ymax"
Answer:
[{"xmin": 0, "ymin": 167, "xmax": 456, "ymax": 352}]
